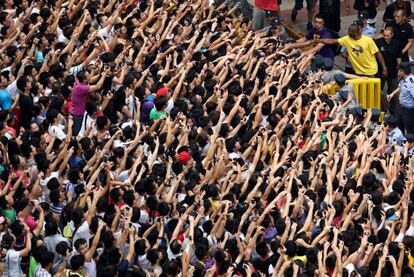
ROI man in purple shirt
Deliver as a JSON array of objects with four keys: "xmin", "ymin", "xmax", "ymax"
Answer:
[
  {"xmin": 285, "ymin": 13, "xmax": 335, "ymax": 60},
  {"xmin": 70, "ymin": 69, "xmax": 108, "ymax": 135}
]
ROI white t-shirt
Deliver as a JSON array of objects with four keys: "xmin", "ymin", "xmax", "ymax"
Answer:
[
  {"xmin": 98, "ymin": 26, "xmax": 114, "ymax": 43},
  {"xmin": 72, "ymin": 221, "xmax": 91, "ymax": 248},
  {"xmin": 6, "ymin": 80, "xmax": 17, "ymax": 99},
  {"xmin": 39, "ymin": 171, "xmax": 59, "ymax": 203},
  {"xmin": 3, "ymin": 249, "xmax": 22, "ymax": 277},
  {"xmin": 165, "ymin": 98, "xmax": 174, "ymax": 114},
  {"xmin": 78, "ymin": 113, "xmax": 95, "ymax": 137},
  {"xmin": 84, "ymin": 259, "xmax": 97, "ymax": 277},
  {"xmin": 48, "ymin": 124, "xmax": 67, "ymax": 141}
]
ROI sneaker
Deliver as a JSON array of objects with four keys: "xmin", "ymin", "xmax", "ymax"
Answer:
[
  {"xmin": 306, "ymin": 22, "xmax": 313, "ymax": 31},
  {"xmin": 291, "ymin": 9, "xmax": 297, "ymax": 21}
]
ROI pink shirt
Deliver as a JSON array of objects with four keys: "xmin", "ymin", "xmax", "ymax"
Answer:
[
  {"xmin": 70, "ymin": 83, "xmax": 90, "ymax": 116},
  {"xmin": 18, "ymin": 211, "xmax": 37, "ymax": 231}
]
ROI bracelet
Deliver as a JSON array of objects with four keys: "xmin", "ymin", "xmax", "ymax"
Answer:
[{"xmin": 366, "ymin": 251, "xmax": 371, "ymax": 255}]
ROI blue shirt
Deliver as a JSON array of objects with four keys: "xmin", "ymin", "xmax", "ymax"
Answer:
[
  {"xmin": 363, "ymin": 25, "xmax": 376, "ymax": 38},
  {"xmin": 388, "ymin": 127, "xmax": 405, "ymax": 146},
  {"xmin": 0, "ymin": 89, "xmax": 13, "ymax": 110},
  {"xmin": 399, "ymin": 74, "xmax": 414, "ymax": 108}
]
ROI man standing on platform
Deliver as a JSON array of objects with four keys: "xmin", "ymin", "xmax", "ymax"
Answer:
[
  {"xmin": 387, "ymin": 63, "xmax": 414, "ymax": 134},
  {"xmin": 375, "ymin": 27, "xmax": 401, "ymax": 114},
  {"xmin": 315, "ymin": 23, "xmax": 388, "ymax": 78}
]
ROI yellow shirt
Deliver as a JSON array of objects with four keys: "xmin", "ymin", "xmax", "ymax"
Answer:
[
  {"xmin": 409, "ymin": 253, "xmax": 414, "ymax": 267},
  {"xmin": 338, "ymin": 35, "xmax": 379, "ymax": 76}
]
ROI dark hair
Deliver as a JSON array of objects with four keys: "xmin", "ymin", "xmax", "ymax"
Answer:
[
  {"xmin": 45, "ymin": 219, "xmax": 58, "ymax": 236},
  {"xmin": 16, "ymin": 76, "xmax": 29, "ymax": 91},
  {"xmin": 56, "ymin": 241, "xmax": 69, "ymax": 256},
  {"xmin": 40, "ymin": 251, "xmax": 55, "ymax": 268},
  {"xmin": 70, "ymin": 254, "xmax": 85, "ymax": 270},
  {"xmin": 314, "ymin": 13, "xmax": 324, "ymax": 22},
  {"xmin": 74, "ymin": 238, "xmax": 88, "ymax": 251},
  {"xmin": 76, "ymin": 71, "xmax": 87, "ymax": 83}
]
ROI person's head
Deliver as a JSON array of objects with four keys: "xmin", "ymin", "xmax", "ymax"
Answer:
[
  {"xmin": 394, "ymin": 9, "xmax": 407, "ymax": 25},
  {"xmin": 0, "ymin": 194, "xmax": 13, "ymax": 209},
  {"xmin": 16, "ymin": 76, "xmax": 31, "ymax": 92},
  {"xmin": 154, "ymin": 95, "xmax": 168, "ymax": 111},
  {"xmin": 348, "ymin": 23, "xmax": 362, "ymax": 40},
  {"xmin": 383, "ymin": 27, "xmax": 394, "ymax": 44},
  {"xmin": 1, "ymin": 232, "xmax": 14, "ymax": 249},
  {"xmin": 40, "ymin": 251, "xmax": 55, "ymax": 270},
  {"xmin": 76, "ymin": 71, "xmax": 88, "ymax": 83},
  {"xmin": 55, "ymin": 241, "xmax": 70, "ymax": 257},
  {"xmin": 313, "ymin": 13, "xmax": 325, "ymax": 31},
  {"xmin": 357, "ymin": 10, "xmax": 369, "ymax": 25},
  {"xmin": 398, "ymin": 62, "xmax": 411, "ymax": 79},
  {"xmin": 334, "ymin": 73, "xmax": 346, "ymax": 87},
  {"xmin": 45, "ymin": 219, "xmax": 59, "ymax": 236},
  {"xmin": 70, "ymin": 255, "xmax": 85, "ymax": 271},
  {"xmin": 265, "ymin": 10, "xmax": 277, "ymax": 24},
  {"xmin": 74, "ymin": 238, "xmax": 88, "ymax": 255}
]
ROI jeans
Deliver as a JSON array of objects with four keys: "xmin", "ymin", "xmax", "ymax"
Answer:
[
  {"xmin": 239, "ymin": 0, "xmax": 254, "ymax": 19},
  {"xmin": 71, "ymin": 114, "xmax": 84, "ymax": 136},
  {"xmin": 252, "ymin": 8, "xmax": 266, "ymax": 31}
]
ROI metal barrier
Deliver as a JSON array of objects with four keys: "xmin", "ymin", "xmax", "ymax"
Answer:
[
  {"xmin": 347, "ymin": 78, "xmax": 382, "ymax": 110},
  {"xmin": 324, "ymin": 78, "xmax": 382, "ymax": 110}
]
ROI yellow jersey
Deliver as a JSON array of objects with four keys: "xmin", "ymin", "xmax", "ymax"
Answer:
[{"xmin": 338, "ymin": 35, "xmax": 379, "ymax": 76}]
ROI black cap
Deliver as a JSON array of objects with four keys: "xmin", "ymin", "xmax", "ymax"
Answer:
[
  {"xmin": 323, "ymin": 57, "xmax": 334, "ymax": 70},
  {"xmin": 265, "ymin": 10, "xmax": 277, "ymax": 17},
  {"xmin": 371, "ymin": 108, "xmax": 380, "ymax": 121},
  {"xmin": 350, "ymin": 107, "xmax": 363, "ymax": 117},
  {"xmin": 271, "ymin": 17, "xmax": 282, "ymax": 27},
  {"xmin": 358, "ymin": 10, "xmax": 369, "ymax": 20},
  {"xmin": 334, "ymin": 73, "xmax": 346, "ymax": 85},
  {"xmin": 406, "ymin": 133, "xmax": 414, "ymax": 142},
  {"xmin": 338, "ymin": 89, "xmax": 349, "ymax": 100},
  {"xmin": 384, "ymin": 115, "xmax": 398, "ymax": 126},
  {"xmin": 399, "ymin": 62, "xmax": 411, "ymax": 70},
  {"xmin": 352, "ymin": 20, "xmax": 364, "ymax": 28},
  {"xmin": 311, "ymin": 55, "xmax": 324, "ymax": 71}
]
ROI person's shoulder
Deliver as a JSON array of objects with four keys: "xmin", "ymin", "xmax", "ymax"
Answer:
[{"xmin": 8, "ymin": 249, "xmax": 19, "ymax": 258}]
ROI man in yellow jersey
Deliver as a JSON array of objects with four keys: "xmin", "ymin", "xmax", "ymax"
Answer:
[{"xmin": 314, "ymin": 22, "xmax": 388, "ymax": 78}]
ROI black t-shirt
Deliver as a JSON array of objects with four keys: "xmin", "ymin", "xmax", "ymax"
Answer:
[
  {"xmin": 252, "ymin": 257, "xmax": 270, "ymax": 274},
  {"xmin": 319, "ymin": 0, "xmax": 340, "ymax": 13},
  {"xmin": 353, "ymin": 0, "xmax": 378, "ymax": 18},
  {"xmin": 375, "ymin": 38, "xmax": 401, "ymax": 78},
  {"xmin": 383, "ymin": 1, "xmax": 412, "ymax": 23},
  {"xmin": 19, "ymin": 94, "xmax": 33, "ymax": 129},
  {"xmin": 385, "ymin": 22, "xmax": 414, "ymax": 53}
]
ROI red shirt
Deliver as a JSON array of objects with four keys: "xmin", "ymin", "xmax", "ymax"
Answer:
[{"xmin": 255, "ymin": 0, "xmax": 278, "ymax": 11}]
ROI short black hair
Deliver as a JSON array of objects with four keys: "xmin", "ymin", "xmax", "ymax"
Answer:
[
  {"xmin": 76, "ymin": 71, "xmax": 87, "ymax": 83},
  {"xmin": 70, "ymin": 254, "xmax": 85, "ymax": 270},
  {"xmin": 40, "ymin": 251, "xmax": 55, "ymax": 268}
]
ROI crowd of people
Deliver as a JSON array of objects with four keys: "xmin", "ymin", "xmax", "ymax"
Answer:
[{"xmin": 0, "ymin": 0, "xmax": 414, "ymax": 276}]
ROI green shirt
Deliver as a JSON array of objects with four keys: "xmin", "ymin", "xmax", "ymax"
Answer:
[
  {"xmin": 0, "ymin": 207, "xmax": 16, "ymax": 223},
  {"xmin": 149, "ymin": 108, "xmax": 165, "ymax": 120},
  {"xmin": 28, "ymin": 256, "xmax": 40, "ymax": 277}
]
